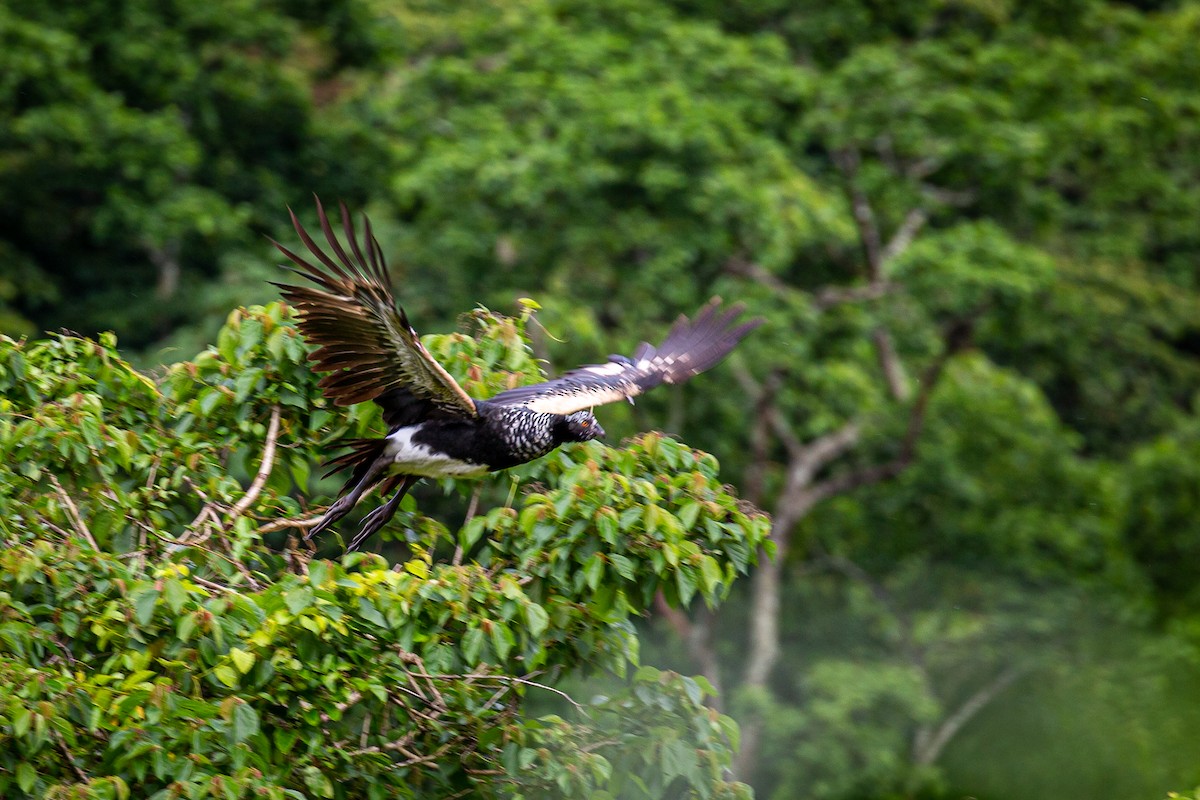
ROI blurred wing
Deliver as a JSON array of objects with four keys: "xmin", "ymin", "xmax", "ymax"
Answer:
[
  {"xmin": 489, "ymin": 299, "xmax": 762, "ymax": 415},
  {"xmin": 272, "ymin": 198, "xmax": 477, "ymax": 419}
]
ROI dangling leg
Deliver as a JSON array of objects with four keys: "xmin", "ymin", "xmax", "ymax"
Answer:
[
  {"xmin": 306, "ymin": 457, "xmax": 388, "ymax": 541},
  {"xmin": 346, "ymin": 475, "xmax": 420, "ymax": 552}
]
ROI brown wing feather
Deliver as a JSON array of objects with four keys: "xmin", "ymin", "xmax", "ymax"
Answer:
[
  {"xmin": 273, "ymin": 198, "xmax": 477, "ymax": 419},
  {"xmin": 488, "ymin": 298, "xmax": 762, "ymax": 415}
]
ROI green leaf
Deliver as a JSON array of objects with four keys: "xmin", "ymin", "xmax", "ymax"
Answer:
[
  {"xmin": 304, "ymin": 766, "xmax": 335, "ymax": 799},
  {"xmin": 285, "ymin": 586, "xmax": 314, "ymax": 614},
  {"xmin": 230, "ymin": 647, "xmax": 255, "ymax": 674},
  {"xmin": 163, "ymin": 577, "xmax": 188, "ymax": 613},
  {"xmin": 490, "ymin": 623, "xmax": 515, "ymax": 662},
  {"xmin": 596, "ymin": 510, "xmax": 619, "ymax": 544},
  {"xmin": 358, "ymin": 597, "xmax": 386, "ymax": 627},
  {"xmin": 609, "ymin": 554, "xmax": 635, "ymax": 581},
  {"xmin": 463, "ymin": 627, "xmax": 484, "ymax": 664},
  {"xmin": 676, "ymin": 566, "xmax": 698, "ymax": 605},
  {"xmin": 214, "ymin": 665, "xmax": 239, "ymax": 688},
  {"xmin": 231, "ymin": 702, "xmax": 260, "ymax": 743},
  {"xmin": 274, "ymin": 728, "xmax": 299, "ymax": 754},
  {"xmin": 12, "ymin": 706, "xmax": 31, "ymax": 737},
  {"xmin": 309, "ymin": 560, "xmax": 330, "ymax": 587},
  {"xmin": 523, "ymin": 602, "xmax": 549, "ymax": 638},
  {"xmin": 234, "ymin": 367, "xmax": 264, "ymax": 403},
  {"xmin": 177, "ymin": 614, "xmax": 197, "ymax": 642},
  {"xmin": 583, "ymin": 553, "xmax": 605, "ymax": 590},
  {"xmin": 678, "ymin": 500, "xmax": 702, "ymax": 530},
  {"xmin": 699, "ymin": 556, "xmax": 722, "ymax": 596},
  {"xmin": 133, "ymin": 588, "xmax": 159, "ymax": 626},
  {"xmin": 16, "ymin": 762, "xmax": 35, "ymax": 793}
]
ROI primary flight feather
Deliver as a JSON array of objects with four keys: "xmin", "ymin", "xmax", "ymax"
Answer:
[{"xmin": 275, "ymin": 198, "xmax": 762, "ymax": 551}]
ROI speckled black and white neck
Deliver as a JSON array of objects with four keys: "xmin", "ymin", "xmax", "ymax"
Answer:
[{"xmin": 381, "ymin": 402, "xmax": 601, "ymax": 479}]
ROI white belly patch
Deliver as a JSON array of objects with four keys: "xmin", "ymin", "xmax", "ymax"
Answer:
[{"xmin": 383, "ymin": 428, "xmax": 489, "ymax": 478}]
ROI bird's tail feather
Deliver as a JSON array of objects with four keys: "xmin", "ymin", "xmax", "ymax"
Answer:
[{"xmin": 323, "ymin": 438, "xmax": 390, "ymax": 494}]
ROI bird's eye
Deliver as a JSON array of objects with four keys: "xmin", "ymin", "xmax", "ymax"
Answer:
[{"xmin": 581, "ymin": 420, "xmax": 590, "ymax": 428}]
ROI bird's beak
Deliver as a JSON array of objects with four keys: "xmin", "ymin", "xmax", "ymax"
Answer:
[{"xmin": 593, "ymin": 422, "xmax": 606, "ymax": 439}]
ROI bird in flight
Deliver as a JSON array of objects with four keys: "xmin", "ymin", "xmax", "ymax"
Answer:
[{"xmin": 273, "ymin": 199, "xmax": 762, "ymax": 551}]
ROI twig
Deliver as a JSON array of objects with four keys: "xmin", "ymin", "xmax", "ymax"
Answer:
[
  {"xmin": 225, "ymin": 405, "xmax": 282, "ymax": 525},
  {"xmin": 144, "ymin": 456, "xmax": 160, "ymax": 491},
  {"xmin": 257, "ymin": 514, "xmax": 324, "ymax": 534},
  {"xmin": 360, "ymin": 711, "xmax": 372, "ymax": 748},
  {"xmin": 405, "ymin": 670, "xmax": 587, "ymax": 716},
  {"xmin": 54, "ymin": 728, "xmax": 89, "ymax": 783},
  {"xmin": 912, "ymin": 664, "xmax": 1029, "ymax": 765},
  {"xmin": 724, "ymin": 255, "xmax": 805, "ymax": 300},
  {"xmin": 48, "ymin": 474, "xmax": 98, "ymax": 551},
  {"xmin": 454, "ymin": 484, "xmax": 484, "ymax": 566},
  {"xmin": 880, "ymin": 207, "xmax": 928, "ymax": 266},
  {"xmin": 873, "ymin": 327, "xmax": 910, "ymax": 401},
  {"xmin": 812, "ymin": 281, "xmax": 896, "ymax": 310},
  {"xmin": 833, "ymin": 148, "xmax": 884, "ymax": 280},
  {"xmin": 730, "ymin": 364, "xmax": 802, "ymax": 457},
  {"xmin": 191, "ymin": 575, "xmax": 237, "ymax": 594},
  {"xmin": 463, "ymin": 483, "xmax": 482, "ymax": 526}
]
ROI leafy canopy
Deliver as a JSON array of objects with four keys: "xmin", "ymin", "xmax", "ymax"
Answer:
[{"xmin": 0, "ymin": 303, "xmax": 768, "ymax": 799}]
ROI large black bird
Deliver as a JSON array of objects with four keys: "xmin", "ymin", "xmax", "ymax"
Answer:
[{"xmin": 274, "ymin": 199, "xmax": 762, "ymax": 551}]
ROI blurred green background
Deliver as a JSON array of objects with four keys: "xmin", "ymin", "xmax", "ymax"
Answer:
[{"xmin": 3, "ymin": 0, "xmax": 1200, "ymax": 796}]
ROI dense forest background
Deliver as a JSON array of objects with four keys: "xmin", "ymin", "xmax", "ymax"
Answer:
[{"xmin": 3, "ymin": 0, "xmax": 1200, "ymax": 797}]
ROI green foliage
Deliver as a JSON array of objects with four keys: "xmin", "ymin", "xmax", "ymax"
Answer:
[
  {"xmin": 366, "ymin": 0, "xmax": 847, "ymax": 325},
  {"xmin": 0, "ymin": 0, "xmax": 394, "ymax": 347},
  {"xmin": 6, "ymin": 0, "xmax": 1200, "ymax": 797},
  {"xmin": 0, "ymin": 306, "xmax": 765, "ymax": 798}
]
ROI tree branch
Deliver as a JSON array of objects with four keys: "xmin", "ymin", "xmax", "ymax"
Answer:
[
  {"xmin": 256, "ymin": 514, "xmax": 323, "ymax": 534},
  {"xmin": 724, "ymin": 255, "xmax": 792, "ymax": 296},
  {"xmin": 654, "ymin": 593, "xmax": 724, "ymax": 709},
  {"xmin": 804, "ymin": 317, "xmax": 972, "ymax": 506},
  {"xmin": 912, "ymin": 664, "xmax": 1029, "ymax": 766},
  {"xmin": 225, "ymin": 405, "xmax": 282, "ymax": 525},
  {"xmin": 873, "ymin": 327, "xmax": 910, "ymax": 401},
  {"xmin": 834, "ymin": 148, "xmax": 884, "ymax": 281},
  {"xmin": 813, "ymin": 281, "xmax": 897, "ymax": 310},
  {"xmin": 880, "ymin": 207, "xmax": 928, "ymax": 266},
  {"xmin": 48, "ymin": 474, "xmax": 98, "ymax": 551}
]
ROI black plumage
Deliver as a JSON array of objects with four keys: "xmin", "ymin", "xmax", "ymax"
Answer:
[{"xmin": 274, "ymin": 198, "xmax": 762, "ymax": 551}]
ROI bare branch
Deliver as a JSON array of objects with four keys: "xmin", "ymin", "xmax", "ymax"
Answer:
[
  {"xmin": 873, "ymin": 328, "xmax": 910, "ymax": 402},
  {"xmin": 54, "ymin": 728, "xmax": 89, "ymax": 783},
  {"xmin": 225, "ymin": 405, "xmax": 282, "ymax": 524},
  {"xmin": 406, "ymin": 670, "xmax": 588, "ymax": 717},
  {"xmin": 654, "ymin": 593, "xmax": 724, "ymax": 709},
  {"xmin": 913, "ymin": 664, "xmax": 1030, "ymax": 766},
  {"xmin": 834, "ymin": 148, "xmax": 884, "ymax": 280},
  {"xmin": 786, "ymin": 422, "xmax": 862, "ymax": 499},
  {"xmin": 257, "ymin": 514, "xmax": 323, "ymax": 534},
  {"xmin": 730, "ymin": 364, "xmax": 803, "ymax": 457},
  {"xmin": 880, "ymin": 207, "xmax": 928, "ymax": 266},
  {"xmin": 922, "ymin": 185, "xmax": 976, "ymax": 207},
  {"xmin": 147, "ymin": 241, "xmax": 181, "ymax": 300},
  {"xmin": 191, "ymin": 575, "xmax": 237, "ymax": 594},
  {"xmin": 48, "ymin": 474, "xmax": 98, "ymax": 551},
  {"xmin": 813, "ymin": 281, "xmax": 897, "ymax": 310},
  {"xmin": 725, "ymin": 255, "xmax": 791, "ymax": 295}
]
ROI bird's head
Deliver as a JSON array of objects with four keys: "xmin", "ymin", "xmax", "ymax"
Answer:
[{"xmin": 562, "ymin": 410, "xmax": 605, "ymax": 442}]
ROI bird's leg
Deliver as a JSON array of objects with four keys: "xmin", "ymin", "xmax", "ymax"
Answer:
[
  {"xmin": 345, "ymin": 476, "xmax": 419, "ymax": 552},
  {"xmin": 306, "ymin": 458, "xmax": 387, "ymax": 541}
]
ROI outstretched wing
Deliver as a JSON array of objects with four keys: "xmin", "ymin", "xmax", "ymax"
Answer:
[
  {"xmin": 489, "ymin": 299, "xmax": 762, "ymax": 415},
  {"xmin": 272, "ymin": 198, "xmax": 478, "ymax": 420}
]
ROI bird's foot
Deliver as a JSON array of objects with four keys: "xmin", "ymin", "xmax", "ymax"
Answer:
[
  {"xmin": 345, "ymin": 500, "xmax": 404, "ymax": 552},
  {"xmin": 305, "ymin": 496, "xmax": 356, "ymax": 541}
]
